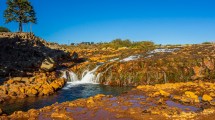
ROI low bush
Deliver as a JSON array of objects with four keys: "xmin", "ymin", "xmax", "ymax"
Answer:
[{"xmin": 0, "ymin": 26, "xmax": 10, "ymax": 32}]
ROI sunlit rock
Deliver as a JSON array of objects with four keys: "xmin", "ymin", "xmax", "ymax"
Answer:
[
  {"xmin": 40, "ymin": 57, "xmax": 56, "ymax": 72},
  {"xmin": 202, "ymin": 94, "xmax": 213, "ymax": 102},
  {"xmin": 191, "ymin": 66, "xmax": 205, "ymax": 79},
  {"xmin": 87, "ymin": 97, "xmax": 95, "ymax": 104},
  {"xmin": 159, "ymin": 90, "xmax": 170, "ymax": 97},
  {"xmin": 203, "ymin": 58, "xmax": 214, "ymax": 70},
  {"xmin": 185, "ymin": 91, "xmax": 198, "ymax": 100},
  {"xmin": 94, "ymin": 94, "xmax": 105, "ymax": 100},
  {"xmin": 50, "ymin": 82, "xmax": 60, "ymax": 90},
  {"xmin": 51, "ymin": 112, "xmax": 73, "ymax": 119}
]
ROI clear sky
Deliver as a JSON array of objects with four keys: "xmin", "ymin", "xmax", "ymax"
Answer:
[{"xmin": 0, "ymin": 0, "xmax": 215, "ymax": 44}]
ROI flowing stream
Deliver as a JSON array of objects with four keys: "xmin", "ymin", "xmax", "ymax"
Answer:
[{"xmin": 0, "ymin": 66, "xmax": 132, "ymax": 115}]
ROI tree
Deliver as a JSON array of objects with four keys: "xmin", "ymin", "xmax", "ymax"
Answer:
[
  {"xmin": 4, "ymin": 0, "xmax": 37, "ymax": 32},
  {"xmin": 0, "ymin": 26, "xmax": 11, "ymax": 32}
]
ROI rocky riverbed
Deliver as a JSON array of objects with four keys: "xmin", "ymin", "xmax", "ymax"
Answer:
[
  {"xmin": 1, "ymin": 81, "xmax": 214, "ymax": 120},
  {"xmin": 1, "ymin": 32, "xmax": 215, "ymax": 119},
  {"xmin": 0, "ymin": 72, "xmax": 66, "ymax": 104},
  {"xmin": 0, "ymin": 32, "xmax": 73, "ymax": 103}
]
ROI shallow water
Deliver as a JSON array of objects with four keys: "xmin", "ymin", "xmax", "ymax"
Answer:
[
  {"xmin": 0, "ymin": 83, "xmax": 132, "ymax": 115},
  {"xmin": 0, "ymin": 78, "xmax": 4, "ymax": 85},
  {"xmin": 166, "ymin": 100, "xmax": 201, "ymax": 112}
]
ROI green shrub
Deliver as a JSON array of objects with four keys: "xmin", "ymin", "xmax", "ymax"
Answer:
[
  {"xmin": 0, "ymin": 26, "xmax": 10, "ymax": 32},
  {"xmin": 202, "ymin": 42, "xmax": 212, "ymax": 44},
  {"xmin": 110, "ymin": 39, "xmax": 132, "ymax": 49},
  {"xmin": 131, "ymin": 41, "xmax": 155, "ymax": 50},
  {"xmin": 99, "ymin": 39, "xmax": 155, "ymax": 50}
]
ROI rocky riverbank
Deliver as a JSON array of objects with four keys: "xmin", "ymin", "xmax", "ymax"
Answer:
[
  {"xmin": 0, "ymin": 32, "xmax": 72, "ymax": 103},
  {"xmin": 1, "ymin": 81, "xmax": 214, "ymax": 119},
  {"xmin": 0, "ymin": 72, "xmax": 66, "ymax": 104},
  {"xmin": 0, "ymin": 32, "xmax": 70, "ymax": 77}
]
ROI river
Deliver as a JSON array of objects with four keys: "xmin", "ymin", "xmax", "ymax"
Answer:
[
  {"xmin": 0, "ymin": 68, "xmax": 132, "ymax": 115},
  {"xmin": 0, "ymin": 83, "xmax": 132, "ymax": 115}
]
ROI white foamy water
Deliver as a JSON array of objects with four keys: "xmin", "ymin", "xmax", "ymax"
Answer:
[
  {"xmin": 81, "ymin": 66, "xmax": 100, "ymax": 83},
  {"xmin": 145, "ymin": 48, "xmax": 180, "ymax": 58},
  {"xmin": 120, "ymin": 55, "xmax": 140, "ymax": 62},
  {"xmin": 62, "ymin": 66, "xmax": 101, "ymax": 89},
  {"xmin": 109, "ymin": 58, "xmax": 119, "ymax": 62},
  {"xmin": 147, "ymin": 48, "xmax": 180, "ymax": 54}
]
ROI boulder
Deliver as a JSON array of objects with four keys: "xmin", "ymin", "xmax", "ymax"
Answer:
[
  {"xmin": 159, "ymin": 90, "xmax": 170, "ymax": 97},
  {"xmin": 41, "ymin": 85, "xmax": 54, "ymax": 95},
  {"xmin": 28, "ymin": 109, "xmax": 39, "ymax": 118},
  {"xmin": 71, "ymin": 51, "xmax": 78, "ymax": 60},
  {"xmin": 51, "ymin": 112, "xmax": 72, "ymax": 119},
  {"xmin": 184, "ymin": 91, "xmax": 200, "ymax": 103},
  {"xmin": 9, "ymin": 85, "xmax": 20, "ymax": 95},
  {"xmin": 40, "ymin": 57, "xmax": 56, "ymax": 72},
  {"xmin": 26, "ymin": 88, "xmax": 38, "ymax": 96},
  {"xmin": 50, "ymin": 82, "xmax": 60, "ymax": 90},
  {"xmin": 185, "ymin": 91, "xmax": 198, "ymax": 99},
  {"xmin": 202, "ymin": 94, "xmax": 213, "ymax": 102}
]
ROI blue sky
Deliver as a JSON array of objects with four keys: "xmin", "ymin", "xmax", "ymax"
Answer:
[{"xmin": 1, "ymin": 0, "xmax": 215, "ymax": 44}]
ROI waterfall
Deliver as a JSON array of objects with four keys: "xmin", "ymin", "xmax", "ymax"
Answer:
[
  {"xmin": 81, "ymin": 66, "xmax": 100, "ymax": 83},
  {"xmin": 68, "ymin": 71, "xmax": 79, "ymax": 82},
  {"xmin": 62, "ymin": 65, "xmax": 101, "ymax": 85},
  {"xmin": 81, "ymin": 69, "xmax": 89, "ymax": 79}
]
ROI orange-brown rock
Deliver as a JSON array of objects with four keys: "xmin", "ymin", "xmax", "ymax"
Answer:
[
  {"xmin": 51, "ymin": 112, "xmax": 73, "ymax": 119},
  {"xmin": 42, "ymin": 88, "xmax": 54, "ymax": 96},
  {"xmin": 192, "ymin": 66, "xmax": 205, "ymax": 79},
  {"xmin": 203, "ymin": 58, "xmax": 214, "ymax": 70},
  {"xmin": 26, "ymin": 88, "xmax": 38, "ymax": 96},
  {"xmin": 28, "ymin": 109, "xmax": 40, "ymax": 118},
  {"xmin": 0, "ymin": 72, "xmax": 66, "ymax": 102},
  {"xmin": 1, "ymin": 81, "xmax": 215, "ymax": 120},
  {"xmin": 50, "ymin": 82, "xmax": 60, "ymax": 90},
  {"xmin": 202, "ymin": 94, "xmax": 213, "ymax": 102},
  {"xmin": 159, "ymin": 90, "xmax": 170, "ymax": 97}
]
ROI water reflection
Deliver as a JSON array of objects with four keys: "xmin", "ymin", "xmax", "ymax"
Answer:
[{"xmin": 0, "ymin": 84, "xmax": 132, "ymax": 115}]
